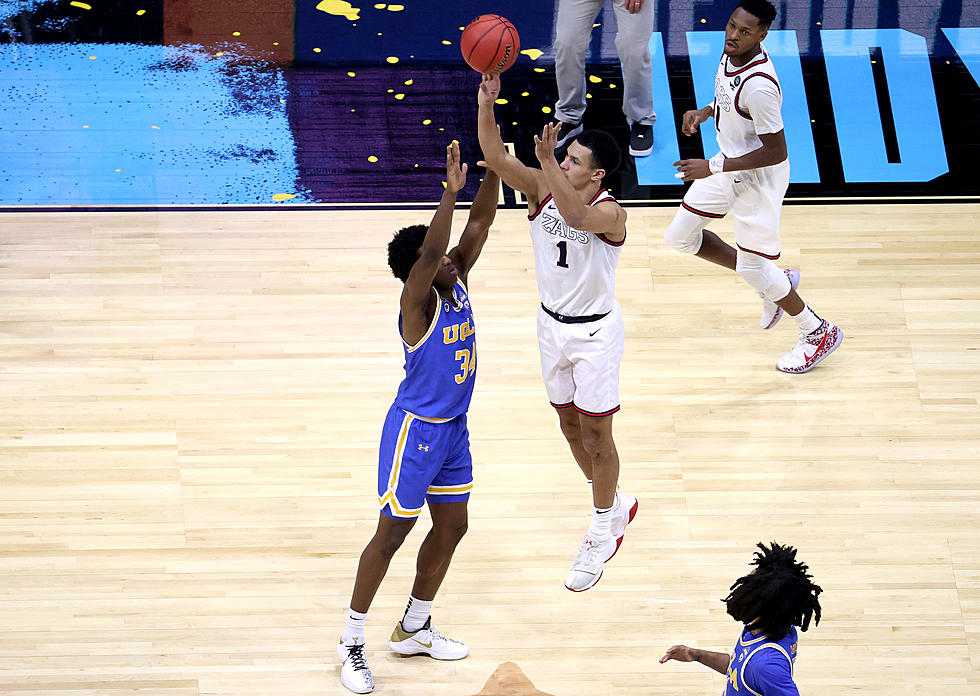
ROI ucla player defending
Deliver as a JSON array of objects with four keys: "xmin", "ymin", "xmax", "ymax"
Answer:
[
  {"xmin": 666, "ymin": 0, "xmax": 842, "ymax": 373},
  {"xmin": 477, "ymin": 72, "xmax": 638, "ymax": 593},
  {"xmin": 337, "ymin": 142, "xmax": 499, "ymax": 694},
  {"xmin": 660, "ymin": 542, "xmax": 822, "ymax": 696}
]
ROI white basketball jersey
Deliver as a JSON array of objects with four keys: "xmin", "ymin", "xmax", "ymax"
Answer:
[
  {"xmin": 528, "ymin": 189, "xmax": 623, "ymax": 316},
  {"xmin": 713, "ymin": 45, "xmax": 784, "ymax": 159}
]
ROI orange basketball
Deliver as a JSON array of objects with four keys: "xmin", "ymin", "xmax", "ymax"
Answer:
[{"xmin": 460, "ymin": 14, "xmax": 520, "ymax": 74}]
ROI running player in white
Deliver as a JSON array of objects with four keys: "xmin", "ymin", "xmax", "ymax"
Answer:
[
  {"xmin": 477, "ymin": 72, "xmax": 638, "ymax": 592},
  {"xmin": 666, "ymin": 0, "xmax": 842, "ymax": 373}
]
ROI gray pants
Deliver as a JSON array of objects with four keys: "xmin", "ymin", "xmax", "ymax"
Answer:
[{"xmin": 554, "ymin": 0, "xmax": 656, "ymax": 126}]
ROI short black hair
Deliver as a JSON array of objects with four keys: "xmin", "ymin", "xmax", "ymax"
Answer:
[
  {"xmin": 723, "ymin": 541, "xmax": 822, "ymax": 641},
  {"xmin": 573, "ymin": 129, "xmax": 621, "ymax": 178},
  {"xmin": 736, "ymin": 0, "xmax": 777, "ymax": 28},
  {"xmin": 387, "ymin": 224, "xmax": 428, "ymax": 282}
]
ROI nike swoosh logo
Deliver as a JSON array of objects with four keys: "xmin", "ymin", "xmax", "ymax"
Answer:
[
  {"xmin": 589, "ymin": 328, "xmax": 602, "ymax": 337},
  {"xmin": 413, "ymin": 639, "xmax": 432, "ymax": 648}
]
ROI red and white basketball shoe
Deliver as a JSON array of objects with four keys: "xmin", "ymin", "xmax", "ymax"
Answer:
[{"xmin": 776, "ymin": 320, "xmax": 843, "ymax": 373}]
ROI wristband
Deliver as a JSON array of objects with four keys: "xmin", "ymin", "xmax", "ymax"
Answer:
[{"xmin": 708, "ymin": 152, "xmax": 726, "ymax": 175}]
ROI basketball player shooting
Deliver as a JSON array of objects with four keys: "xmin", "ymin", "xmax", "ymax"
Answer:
[
  {"xmin": 477, "ymin": 72, "xmax": 638, "ymax": 593},
  {"xmin": 665, "ymin": 0, "xmax": 842, "ymax": 374}
]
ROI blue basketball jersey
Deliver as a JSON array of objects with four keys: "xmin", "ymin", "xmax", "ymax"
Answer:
[
  {"xmin": 394, "ymin": 280, "xmax": 476, "ymax": 420},
  {"xmin": 725, "ymin": 626, "xmax": 800, "ymax": 696}
]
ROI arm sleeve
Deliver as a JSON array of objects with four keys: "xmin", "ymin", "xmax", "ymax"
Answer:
[
  {"xmin": 738, "ymin": 79, "xmax": 783, "ymax": 135},
  {"xmin": 745, "ymin": 654, "xmax": 800, "ymax": 696}
]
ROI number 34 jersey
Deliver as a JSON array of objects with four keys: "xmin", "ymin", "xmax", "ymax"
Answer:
[
  {"xmin": 528, "ymin": 190, "xmax": 624, "ymax": 317},
  {"xmin": 394, "ymin": 281, "xmax": 476, "ymax": 421}
]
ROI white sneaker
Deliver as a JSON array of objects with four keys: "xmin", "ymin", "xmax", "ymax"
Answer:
[
  {"xmin": 760, "ymin": 268, "xmax": 800, "ymax": 329},
  {"xmin": 564, "ymin": 534, "xmax": 617, "ymax": 592},
  {"xmin": 610, "ymin": 493, "xmax": 638, "ymax": 546},
  {"xmin": 388, "ymin": 617, "xmax": 468, "ymax": 660},
  {"xmin": 776, "ymin": 320, "xmax": 843, "ymax": 373},
  {"xmin": 338, "ymin": 641, "xmax": 374, "ymax": 694}
]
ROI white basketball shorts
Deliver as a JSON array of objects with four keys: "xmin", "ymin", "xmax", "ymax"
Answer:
[
  {"xmin": 681, "ymin": 159, "xmax": 790, "ymax": 259},
  {"xmin": 536, "ymin": 301, "xmax": 624, "ymax": 417}
]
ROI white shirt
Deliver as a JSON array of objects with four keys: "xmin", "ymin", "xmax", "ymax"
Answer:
[
  {"xmin": 528, "ymin": 189, "xmax": 623, "ymax": 316},
  {"xmin": 713, "ymin": 45, "xmax": 784, "ymax": 159}
]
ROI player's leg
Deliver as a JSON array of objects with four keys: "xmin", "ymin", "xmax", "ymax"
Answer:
[
  {"xmin": 555, "ymin": 404, "xmax": 595, "ymax": 481},
  {"xmin": 338, "ymin": 406, "xmax": 430, "ymax": 693},
  {"xmin": 665, "ymin": 176, "xmax": 735, "ymax": 268},
  {"xmin": 389, "ymin": 417, "xmax": 472, "ymax": 660},
  {"xmin": 562, "ymin": 305, "xmax": 637, "ymax": 592},
  {"xmin": 554, "ymin": 0, "xmax": 602, "ymax": 142},
  {"xmin": 732, "ymin": 164, "xmax": 842, "ymax": 371},
  {"xmin": 611, "ymin": 0, "xmax": 655, "ymax": 154}
]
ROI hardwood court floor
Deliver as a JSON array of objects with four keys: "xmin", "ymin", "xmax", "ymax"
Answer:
[{"xmin": 0, "ymin": 204, "xmax": 977, "ymax": 696}]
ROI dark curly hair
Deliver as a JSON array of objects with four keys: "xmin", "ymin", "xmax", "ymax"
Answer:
[
  {"xmin": 574, "ymin": 129, "xmax": 621, "ymax": 178},
  {"xmin": 736, "ymin": 0, "xmax": 777, "ymax": 28},
  {"xmin": 723, "ymin": 541, "xmax": 822, "ymax": 640},
  {"xmin": 387, "ymin": 224, "xmax": 428, "ymax": 282}
]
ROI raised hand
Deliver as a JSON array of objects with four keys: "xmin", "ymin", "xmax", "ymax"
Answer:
[
  {"xmin": 533, "ymin": 122, "xmax": 560, "ymax": 164},
  {"xmin": 478, "ymin": 72, "xmax": 501, "ymax": 107},
  {"xmin": 446, "ymin": 140, "xmax": 468, "ymax": 193}
]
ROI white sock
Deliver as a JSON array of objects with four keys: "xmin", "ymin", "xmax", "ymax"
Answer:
[
  {"xmin": 588, "ymin": 506, "xmax": 613, "ymax": 538},
  {"xmin": 402, "ymin": 595, "xmax": 432, "ymax": 633},
  {"xmin": 342, "ymin": 607, "xmax": 367, "ymax": 645},
  {"xmin": 793, "ymin": 306, "xmax": 823, "ymax": 334}
]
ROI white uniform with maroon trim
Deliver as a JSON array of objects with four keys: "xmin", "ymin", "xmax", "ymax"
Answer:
[
  {"xmin": 529, "ymin": 189, "xmax": 625, "ymax": 416},
  {"xmin": 681, "ymin": 44, "xmax": 790, "ymax": 259}
]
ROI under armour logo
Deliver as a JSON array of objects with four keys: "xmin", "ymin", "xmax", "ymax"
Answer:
[{"xmin": 418, "ymin": 444, "xmax": 429, "ymax": 452}]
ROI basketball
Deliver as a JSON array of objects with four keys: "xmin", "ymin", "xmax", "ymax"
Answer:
[{"xmin": 460, "ymin": 14, "xmax": 520, "ymax": 74}]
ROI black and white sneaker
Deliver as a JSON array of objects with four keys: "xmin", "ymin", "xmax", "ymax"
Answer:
[
  {"xmin": 555, "ymin": 120, "xmax": 584, "ymax": 149},
  {"xmin": 629, "ymin": 123, "xmax": 654, "ymax": 156},
  {"xmin": 338, "ymin": 641, "xmax": 375, "ymax": 693}
]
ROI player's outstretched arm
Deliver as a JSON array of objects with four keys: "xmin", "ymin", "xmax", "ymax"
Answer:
[
  {"xmin": 534, "ymin": 122, "xmax": 626, "ymax": 241},
  {"xmin": 450, "ymin": 166, "xmax": 500, "ymax": 282},
  {"xmin": 477, "ymin": 73, "xmax": 544, "ymax": 207},
  {"xmin": 659, "ymin": 645, "xmax": 731, "ymax": 675},
  {"xmin": 401, "ymin": 141, "xmax": 467, "ymax": 321}
]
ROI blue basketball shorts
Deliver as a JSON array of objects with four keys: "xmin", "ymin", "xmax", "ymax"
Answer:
[{"xmin": 377, "ymin": 404, "xmax": 473, "ymax": 519}]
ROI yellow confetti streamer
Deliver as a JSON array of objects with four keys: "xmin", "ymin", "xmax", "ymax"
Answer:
[
  {"xmin": 542, "ymin": 106, "xmax": 552, "ymax": 114},
  {"xmin": 395, "ymin": 93, "xmax": 405, "ymax": 100},
  {"xmin": 387, "ymin": 89, "xmax": 394, "ymax": 94},
  {"xmin": 115, "ymin": 169, "xmax": 121, "ymax": 172},
  {"xmin": 442, "ymin": 40, "xmax": 451, "ymax": 45},
  {"xmin": 388, "ymin": 4, "xmax": 404, "ymax": 10},
  {"xmin": 273, "ymin": 42, "xmax": 280, "ymax": 46},
  {"xmin": 70, "ymin": 1, "xmax": 92, "ymax": 9},
  {"xmin": 273, "ymin": 193, "xmax": 297, "ymax": 201},
  {"xmin": 347, "ymin": 71, "xmax": 356, "ymax": 77},
  {"xmin": 233, "ymin": 31, "xmax": 241, "ymax": 37},
  {"xmin": 316, "ymin": 0, "xmax": 360, "ymax": 21},
  {"xmin": 215, "ymin": 52, "xmax": 224, "ymax": 56},
  {"xmin": 368, "ymin": 156, "xmax": 379, "ymax": 163},
  {"xmin": 151, "ymin": 125, "xmax": 160, "ymax": 129},
  {"xmin": 495, "ymin": 98, "xmax": 508, "ymax": 105},
  {"xmin": 404, "ymin": 79, "xmax": 413, "ymax": 85},
  {"xmin": 136, "ymin": 9, "xmax": 146, "ymax": 16},
  {"xmin": 520, "ymin": 49, "xmax": 543, "ymax": 60},
  {"xmin": 88, "ymin": 55, "xmax": 97, "ymax": 60},
  {"xmin": 422, "ymin": 119, "xmax": 432, "ymax": 125},
  {"xmin": 521, "ymin": 91, "xmax": 529, "ymax": 97},
  {"xmin": 588, "ymin": 75, "xmax": 602, "ymax": 83},
  {"xmin": 313, "ymin": 48, "xmax": 322, "ymax": 53},
  {"xmin": 441, "ymin": 181, "xmax": 448, "ymax": 188},
  {"xmin": 374, "ymin": 3, "xmax": 386, "ymax": 7},
  {"xmin": 533, "ymin": 67, "xmax": 545, "ymax": 73},
  {"xmin": 386, "ymin": 56, "xmax": 399, "ymax": 64}
]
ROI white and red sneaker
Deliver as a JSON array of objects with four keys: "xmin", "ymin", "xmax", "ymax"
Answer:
[
  {"xmin": 760, "ymin": 269, "xmax": 800, "ymax": 330},
  {"xmin": 565, "ymin": 534, "xmax": 617, "ymax": 592},
  {"xmin": 776, "ymin": 320, "xmax": 843, "ymax": 373}
]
